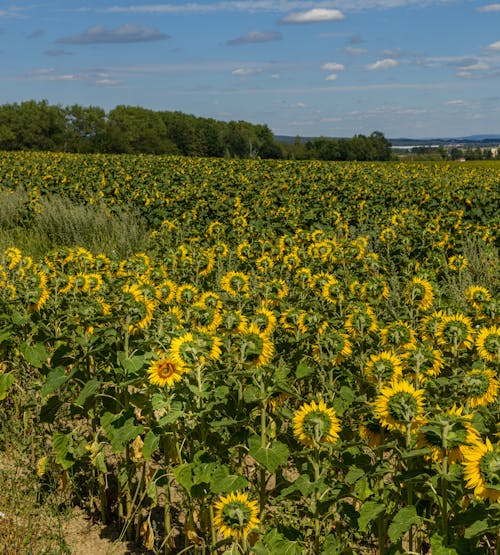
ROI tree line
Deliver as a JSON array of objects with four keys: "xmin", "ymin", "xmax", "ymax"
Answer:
[{"xmin": 0, "ymin": 100, "xmax": 393, "ymax": 160}]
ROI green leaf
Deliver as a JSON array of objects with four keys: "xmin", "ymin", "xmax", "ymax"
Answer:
[
  {"xmin": 358, "ymin": 501, "xmax": 385, "ymax": 533},
  {"xmin": 464, "ymin": 519, "xmax": 490, "ymax": 539},
  {"xmin": 252, "ymin": 529, "xmax": 305, "ymax": 555},
  {"xmin": 21, "ymin": 341, "xmax": 48, "ymax": 368},
  {"xmin": 321, "ymin": 534, "xmax": 344, "ymax": 555},
  {"xmin": 41, "ymin": 366, "xmax": 71, "ymax": 398},
  {"xmin": 345, "ymin": 467, "xmax": 365, "ymax": 485},
  {"xmin": 388, "ymin": 506, "xmax": 422, "ymax": 542},
  {"xmin": 101, "ymin": 412, "xmax": 144, "ymax": 453},
  {"xmin": 295, "ymin": 358, "xmax": 315, "ymax": 379},
  {"xmin": 0, "ymin": 329, "xmax": 11, "ymax": 344},
  {"xmin": 210, "ymin": 467, "xmax": 249, "ymax": 494},
  {"xmin": 248, "ymin": 436, "xmax": 289, "ymax": 473},
  {"xmin": 0, "ymin": 373, "xmax": 15, "ymax": 401},
  {"xmin": 75, "ymin": 378, "xmax": 101, "ymax": 407},
  {"xmin": 52, "ymin": 431, "xmax": 75, "ymax": 470},
  {"xmin": 430, "ymin": 534, "xmax": 458, "ymax": 555},
  {"xmin": 117, "ymin": 351, "xmax": 148, "ymax": 376},
  {"xmin": 140, "ymin": 430, "xmax": 158, "ymax": 461},
  {"xmin": 173, "ymin": 463, "xmax": 193, "ymax": 493}
]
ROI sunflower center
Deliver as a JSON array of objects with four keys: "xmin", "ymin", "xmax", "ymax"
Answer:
[
  {"xmin": 221, "ymin": 502, "xmax": 252, "ymax": 529},
  {"xmin": 479, "ymin": 451, "xmax": 500, "ymax": 489},
  {"xmin": 157, "ymin": 361, "xmax": 177, "ymax": 379},
  {"xmin": 387, "ymin": 391, "xmax": 418, "ymax": 423}
]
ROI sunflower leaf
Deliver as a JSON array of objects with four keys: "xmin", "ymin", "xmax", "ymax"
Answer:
[
  {"xmin": 248, "ymin": 436, "xmax": 289, "ymax": 473},
  {"xmin": 388, "ymin": 505, "xmax": 422, "ymax": 542},
  {"xmin": 358, "ymin": 501, "xmax": 385, "ymax": 532}
]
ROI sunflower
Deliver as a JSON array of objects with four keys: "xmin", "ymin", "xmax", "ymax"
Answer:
[
  {"xmin": 466, "ymin": 285, "xmax": 492, "ymax": 312},
  {"xmin": 380, "ymin": 320, "xmax": 417, "ymax": 351},
  {"xmin": 292, "ymin": 399, "xmax": 341, "ymax": 448},
  {"xmin": 213, "ymin": 492, "xmax": 260, "ymax": 541},
  {"xmin": 380, "ymin": 227, "xmax": 397, "ymax": 243},
  {"xmin": 147, "ymin": 356, "xmax": 187, "ymax": 387},
  {"xmin": 361, "ymin": 278, "xmax": 390, "ymax": 303},
  {"xmin": 417, "ymin": 405, "xmax": 478, "ymax": 464},
  {"xmin": 374, "ymin": 379, "xmax": 425, "ymax": 433},
  {"xmin": 252, "ymin": 306, "xmax": 277, "ymax": 335},
  {"xmin": 157, "ymin": 279, "xmax": 177, "ymax": 305},
  {"xmin": 359, "ymin": 419, "xmax": 389, "ymax": 448},
  {"xmin": 464, "ymin": 368, "xmax": 499, "ymax": 408},
  {"xmin": 313, "ymin": 324, "xmax": 352, "ymax": 366},
  {"xmin": 170, "ymin": 331, "xmax": 223, "ymax": 368},
  {"xmin": 420, "ymin": 310, "xmax": 448, "ymax": 343},
  {"xmin": 405, "ymin": 277, "xmax": 434, "ymax": 312},
  {"xmin": 175, "ymin": 283, "xmax": 198, "ymax": 305},
  {"xmin": 255, "ymin": 254, "xmax": 274, "ymax": 273},
  {"xmin": 475, "ymin": 325, "xmax": 500, "ymax": 363},
  {"xmin": 321, "ymin": 276, "xmax": 344, "ymax": 305},
  {"xmin": 462, "ymin": 437, "xmax": 500, "ymax": 503},
  {"xmin": 364, "ymin": 351, "xmax": 403, "ymax": 384},
  {"xmin": 448, "ymin": 254, "xmax": 468, "ymax": 272},
  {"xmin": 235, "ymin": 323, "xmax": 274, "ymax": 367},
  {"xmin": 436, "ymin": 313, "xmax": 474, "ymax": 351},
  {"xmin": 220, "ymin": 271, "xmax": 250, "ymax": 297},
  {"xmin": 345, "ymin": 303, "xmax": 378, "ymax": 338},
  {"xmin": 221, "ymin": 310, "xmax": 248, "ymax": 334},
  {"xmin": 400, "ymin": 343, "xmax": 444, "ymax": 381}
]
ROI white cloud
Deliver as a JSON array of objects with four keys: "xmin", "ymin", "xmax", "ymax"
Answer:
[
  {"xmin": 444, "ymin": 99, "xmax": 467, "ymax": 106},
  {"xmin": 367, "ymin": 58, "xmax": 398, "ymax": 70},
  {"xmin": 280, "ymin": 8, "xmax": 345, "ymax": 23},
  {"xmin": 325, "ymin": 73, "xmax": 338, "ymax": 80},
  {"xmin": 57, "ymin": 24, "xmax": 169, "ymax": 44},
  {"xmin": 487, "ymin": 40, "xmax": 500, "ymax": 51},
  {"xmin": 227, "ymin": 31, "xmax": 282, "ymax": 45},
  {"xmin": 321, "ymin": 62, "xmax": 345, "ymax": 71},
  {"xmin": 460, "ymin": 61, "xmax": 489, "ymax": 71},
  {"xmin": 232, "ymin": 67, "xmax": 263, "ymax": 75},
  {"xmin": 477, "ymin": 4, "xmax": 500, "ymax": 11}
]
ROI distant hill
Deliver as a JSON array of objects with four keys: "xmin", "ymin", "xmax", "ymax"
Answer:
[{"xmin": 277, "ymin": 134, "xmax": 500, "ymax": 147}]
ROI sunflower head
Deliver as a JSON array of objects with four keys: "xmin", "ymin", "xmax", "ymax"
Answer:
[
  {"xmin": 213, "ymin": 492, "xmax": 260, "ymax": 541},
  {"xmin": 374, "ymin": 380, "xmax": 425, "ymax": 433},
  {"xmin": 475, "ymin": 325, "xmax": 500, "ymax": 363},
  {"xmin": 147, "ymin": 357, "xmax": 186, "ymax": 387},
  {"xmin": 292, "ymin": 399, "xmax": 341, "ymax": 449},
  {"xmin": 462, "ymin": 438, "xmax": 500, "ymax": 503},
  {"xmin": 463, "ymin": 367, "xmax": 499, "ymax": 408}
]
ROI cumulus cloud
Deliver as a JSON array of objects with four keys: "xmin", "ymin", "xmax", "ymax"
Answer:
[
  {"xmin": 487, "ymin": 40, "xmax": 500, "ymax": 51},
  {"xmin": 227, "ymin": 31, "xmax": 282, "ymax": 45},
  {"xmin": 460, "ymin": 61, "xmax": 489, "ymax": 71},
  {"xmin": 477, "ymin": 4, "xmax": 500, "ymax": 11},
  {"xmin": 325, "ymin": 73, "xmax": 337, "ymax": 80},
  {"xmin": 367, "ymin": 58, "xmax": 398, "ymax": 70},
  {"xmin": 280, "ymin": 8, "xmax": 345, "ymax": 24},
  {"xmin": 321, "ymin": 62, "xmax": 345, "ymax": 71},
  {"xmin": 56, "ymin": 24, "xmax": 169, "ymax": 44}
]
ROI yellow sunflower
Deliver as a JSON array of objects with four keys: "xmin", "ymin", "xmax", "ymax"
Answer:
[
  {"xmin": 213, "ymin": 492, "xmax": 260, "ymax": 541},
  {"xmin": 436, "ymin": 313, "xmax": 474, "ymax": 351},
  {"xmin": 400, "ymin": 343, "xmax": 444, "ymax": 381},
  {"xmin": 313, "ymin": 324, "xmax": 352, "ymax": 366},
  {"xmin": 405, "ymin": 277, "xmax": 435, "ymax": 312},
  {"xmin": 374, "ymin": 379, "xmax": 425, "ymax": 433},
  {"xmin": 462, "ymin": 437, "xmax": 500, "ymax": 503},
  {"xmin": 380, "ymin": 320, "xmax": 417, "ymax": 351},
  {"xmin": 448, "ymin": 254, "xmax": 468, "ymax": 272},
  {"xmin": 475, "ymin": 325, "xmax": 500, "ymax": 364},
  {"xmin": 345, "ymin": 303, "xmax": 378, "ymax": 338},
  {"xmin": 464, "ymin": 368, "xmax": 499, "ymax": 409},
  {"xmin": 170, "ymin": 331, "xmax": 223, "ymax": 368},
  {"xmin": 466, "ymin": 285, "xmax": 491, "ymax": 312},
  {"xmin": 220, "ymin": 271, "xmax": 250, "ymax": 297},
  {"xmin": 235, "ymin": 323, "xmax": 274, "ymax": 367},
  {"xmin": 292, "ymin": 399, "xmax": 341, "ymax": 448},
  {"xmin": 420, "ymin": 310, "xmax": 448, "ymax": 343},
  {"xmin": 147, "ymin": 357, "xmax": 187, "ymax": 387},
  {"xmin": 417, "ymin": 405, "xmax": 479, "ymax": 464},
  {"xmin": 252, "ymin": 306, "xmax": 277, "ymax": 335},
  {"xmin": 364, "ymin": 351, "xmax": 403, "ymax": 384}
]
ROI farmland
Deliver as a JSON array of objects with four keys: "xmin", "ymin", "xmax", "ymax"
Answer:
[{"xmin": 0, "ymin": 152, "xmax": 499, "ymax": 554}]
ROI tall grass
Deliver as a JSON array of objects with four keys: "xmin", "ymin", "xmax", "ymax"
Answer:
[{"xmin": 0, "ymin": 188, "xmax": 149, "ymax": 259}]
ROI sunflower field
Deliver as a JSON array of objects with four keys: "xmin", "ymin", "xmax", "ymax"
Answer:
[{"xmin": 0, "ymin": 152, "xmax": 499, "ymax": 554}]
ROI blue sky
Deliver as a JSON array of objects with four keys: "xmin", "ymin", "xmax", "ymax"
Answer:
[{"xmin": 1, "ymin": 1, "xmax": 500, "ymax": 138}]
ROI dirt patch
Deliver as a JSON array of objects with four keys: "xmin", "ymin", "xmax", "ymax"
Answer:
[{"xmin": 63, "ymin": 508, "xmax": 143, "ymax": 555}]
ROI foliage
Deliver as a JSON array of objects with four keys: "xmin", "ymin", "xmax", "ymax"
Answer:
[{"xmin": 0, "ymin": 153, "xmax": 499, "ymax": 554}]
